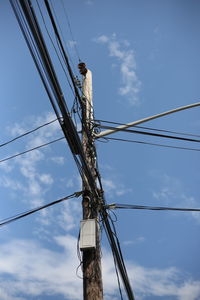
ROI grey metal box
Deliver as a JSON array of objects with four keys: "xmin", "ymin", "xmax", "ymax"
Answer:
[{"xmin": 80, "ymin": 219, "xmax": 96, "ymax": 250}]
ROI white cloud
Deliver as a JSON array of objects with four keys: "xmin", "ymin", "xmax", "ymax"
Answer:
[
  {"xmin": 152, "ymin": 174, "xmax": 200, "ymax": 223},
  {"xmin": 39, "ymin": 174, "xmax": 54, "ymax": 185},
  {"xmin": 68, "ymin": 40, "xmax": 77, "ymax": 48},
  {"xmin": 57, "ymin": 200, "xmax": 81, "ymax": 231},
  {"xmin": 95, "ymin": 34, "xmax": 141, "ymax": 106},
  {"xmin": 64, "ymin": 174, "xmax": 82, "ymax": 190},
  {"xmin": 123, "ymin": 236, "xmax": 145, "ymax": 246},
  {"xmin": 1, "ymin": 112, "xmax": 61, "ymax": 215},
  {"xmin": 127, "ymin": 263, "xmax": 200, "ymax": 299},
  {"xmin": 0, "ymin": 235, "xmax": 199, "ymax": 300},
  {"xmin": 50, "ymin": 156, "xmax": 65, "ymax": 165},
  {"xmin": 102, "ymin": 177, "xmax": 132, "ymax": 199},
  {"xmin": 0, "ymin": 161, "xmax": 13, "ymax": 173},
  {"xmin": 85, "ymin": 0, "xmax": 94, "ymax": 5},
  {"xmin": 0, "ymin": 176, "xmax": 24, "ymax": 192},
  {"xmin": 0, "ymin": 235, "xmax": 82, "ymax": 300}
]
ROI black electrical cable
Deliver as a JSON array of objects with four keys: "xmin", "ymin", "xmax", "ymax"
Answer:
[
  {"xmin": 107, "ymin": 203, "xmax": 200, "ymax": 212},
  {"xmin": 15, "ymin": 0, "xmax": 99, "ymax": 198},
  {"xmin": 35, "ymin": 0, "xmax": 99, "ymax": 193},
  {"xmin": 35, "ymin": 0, "xmax": 75, "ymax": 96},
  {"xmin": 107, "ymin": 212, "xmax": 124, "ymax": 300},
  {"xmin": 43, "ymin": 0, "xmax": 101, "ymax": 197},
  {"xmin": 9, "ymin": 1, "xmax": 86, "ymax": 191},
  {"xmin": 98, "ymin": 124, "xmax": 200, "ymax": 144},
  {"xmin": 12, "ymin": 5, "xmax": 135, "ymax": 300},
  {"xmin": 9, "ymin": 0, "xmax": 61, "ymax": 120},
  {"xmin": 0, "ymin": 192, "xmax": 82, "ymax": 227},
  {"xmin": 0, "ymin": 136, "xmax": 65, "ymax": 164},
  {"xmin": 0, "ymin": 118, "xmax": 58, "ymax": 148},
  {"xmin": 60, "ymin": 0, "xmax": 81, "ymax": 62},
  {"xmin": 101, "ymin": 209, "xmax": 135, "ymax": 300},
  {"xmin": 96, "ymin": 119, "xmax": 200, "ymax": 139},
  {"xmin": 49, "ymin": 0, "xmax": 78, "ymax": 73},
  {"xmin": 11, "ymin": 4, "xmax": 133, "ymax": 299},
  {"xmin": 102, "ymin": 137, "xmax": 200, "ymax": 152},
  {"xmin": 44, "ymin": 0, "xmax": 83, "ymax": 110}
]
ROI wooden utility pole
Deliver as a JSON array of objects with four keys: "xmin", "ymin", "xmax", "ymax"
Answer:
[{"xmin": 79, "ymin": 62, "xmax": 103, "ymax": 300}]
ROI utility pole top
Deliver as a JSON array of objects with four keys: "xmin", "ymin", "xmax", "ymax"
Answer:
[{"xmin": 78, "ymin": 62, "xmax": 88, "ymax": 76}]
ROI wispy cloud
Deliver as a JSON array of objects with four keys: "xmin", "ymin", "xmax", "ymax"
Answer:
[
  {"xmin": 0, "ymin": 161, "xmax": 13, "ymax": 173},
  {"xmin": 152, "ymin": 173, "xmax": 200, "ymax": 223},
  {"xmin": 0, "ymin": 235, "xmax": 199, "ymax": 300},
  {"xmin": 50, "ymin": 156, "xmax": 65, "ymax": 165},
  {"xmin": 123, "ymin": 236, "xmax": 145, "ymax": 246},
  {"xmin": 0, "ymin": 113, "xmax": 63, "ymax": 220},
  {"xmin": 85, "ymin": 0, "xmax": 94, "ymax": 5},
  {"xmin": 0, "ymin": 112, "xmax": 83, "ymax": 233},
  {"xmin": 95, "ymin": 34, "xmax": 141, "ymax": 106},
  {"xmin": 102, "ymin": 177, "xmax": 132, "ymax": 199}
]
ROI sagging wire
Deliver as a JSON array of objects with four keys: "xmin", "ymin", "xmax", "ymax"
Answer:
[
  {"xmin": 60, "ymin": 0, "xmax": 81, "ymax": 62},
  {"xmin": 0, "ymin": 192, "xmax": 82, "ymax": 227},
  {"xmin": 76, "ymin": 230, "xmax": 83, "ymax": 280},
  {"xmin": 35, "ymin": 0, "xmax": 75, "ymax": 99},
  {"xmin": 0, "ymin": 118, "xmax": 59, "ymax": 148},
  {"xmin": 49, "ymin": 0, "xmax": 78, "ymax": 74}
]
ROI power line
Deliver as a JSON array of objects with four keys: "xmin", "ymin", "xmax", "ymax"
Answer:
[
  {"xmin": 98, "ymin": 124, "xmax": 200, "ymax": 144},
  {"xmin": 0, "ymin": 118, "xmax": 58, "ymax": 148},
  {"xmin": 106, "ymin": 203, "xmax": 200, "ymax": 212},
  {"xmin": 12, "ymin": 0, "xmax": 96, "ymax": 195},
  {"xmin": 0, "ymin": 191, "xmax": 82, "ymax": 227},
  {"xmin": 9, "ymin": 0, "xmax": 62, "ymax": 120},
  {"xmin": 60, "ymin": 0, "xmax": 81, "ymax": 61},
  {"xmin": 48, "ymin": 0, "xmax": 78, "ymax": 73},
  {"xmin": 0, "ymin": 136, "xmax": 65, "ymax": 164},
  {"xmin": 43, "ymin": 0, "xmax": 100, "ymax": 197},
  {"xmin": 101, "ymin": 137, "xmax": 200, "ymax": 152},
  {"xmin": 101, "ymin": 209, "xmax": 135, "ymax": 300},
  {"xmin": 12, "ymin": 2, "xmax": 134, "ymax": 298},
  {"xmin": 96, "ymin": 119, "xmax": 200, "ymax": 139},
  {"xmin": 35, "ymin": 0, "xmax": 76, "ymax": 96}
]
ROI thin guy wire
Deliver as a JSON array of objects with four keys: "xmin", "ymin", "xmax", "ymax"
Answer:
[
  {"xmin": 0, "ymin": 192, "xmax": 82, "ymax": 227},
  {"xmin": 0, "ymin": 118, "xmax": 58, "ymax": 148},
  {"xmin": 9, "ymin": 0, "xmax": 61, "ymax": 120},
  {"xmin": 60, "ymin": 0, "xmax": 81, "ymax": 61},
  {"xmin": 49, "ymin": 0, "xmax": 78, "ymax": 73},
  {"xmin": 36, "ymin": 0, "xmax": 76, "ymax": 97},
  {"xmin": 102, "ymin": 137, "xmax": 200, "ymax": 152},
  {"xmin": 0, "ymin": 136, "xmax": 65, "ymax": 164}
]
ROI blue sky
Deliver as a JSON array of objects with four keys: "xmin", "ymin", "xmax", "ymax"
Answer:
[{"xmin": 0, "ymin": 0, "xmax": 200, "ymax": 299}]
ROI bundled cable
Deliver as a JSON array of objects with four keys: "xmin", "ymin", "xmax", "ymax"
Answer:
[{"xmin": 106, "ymin": 203, "xmax": 200, "ymax": 212}]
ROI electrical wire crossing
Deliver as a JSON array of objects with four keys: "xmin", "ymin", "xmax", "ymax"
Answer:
[
  {"xmin": 96, "ymin": 119, "xmax": 200, "ymax": 139},
  {"xmin": 95, "ymin": 102, "xmax": 200, "ymax": 139},
  {"xmin": 0, "ymin": 192, "xmax": 82, "ymax": 227},
  {"xmin": 11, "ymin": 0, "xmax": 100, "ymax": 198}
]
